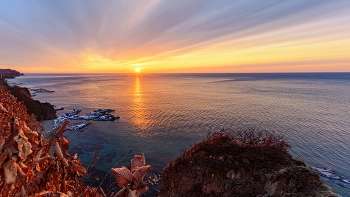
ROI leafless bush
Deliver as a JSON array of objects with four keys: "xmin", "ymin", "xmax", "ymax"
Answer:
[{"xmin": 206, "ymin": 128, "xmax": 291, "ymax": 152}]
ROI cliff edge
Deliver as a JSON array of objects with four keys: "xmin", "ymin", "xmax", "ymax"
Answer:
[
  {"xmin": 159, "ymin": 129, "xmax": 340, "ymax": 197},
  {"xmin": 0, "ymin": 75, "xmax": 56, "ymax": 120}
]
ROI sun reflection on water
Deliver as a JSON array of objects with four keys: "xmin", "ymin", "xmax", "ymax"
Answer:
[
  {"xmin": 130, "ymin": 75, "xmax": 152, "ymax": 135},
  {"xmin": 134, "ymin": 75, "xmax": 142, "ymax": 101}
]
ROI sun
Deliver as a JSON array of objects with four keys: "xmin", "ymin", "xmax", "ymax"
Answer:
[{"xmin": 135, "ymin": 68, "xmax": 141, "ymax": 73}]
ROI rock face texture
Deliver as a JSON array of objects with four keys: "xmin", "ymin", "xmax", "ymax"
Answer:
[
  {"xmin": 0, "ymin": 78, "xmax": 56, "ymax": 120},
  {"xmin": 159, "ymin": 130, "xmax": 340, "ymax": 197},
  {"xmin": 8, "ymin": 85, "xmax": 57, "ymax": 120}
]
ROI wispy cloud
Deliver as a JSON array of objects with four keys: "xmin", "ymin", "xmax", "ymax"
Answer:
[{"xmin": 0, "ymin": 0, "xmax": 350, "ymax": 72}]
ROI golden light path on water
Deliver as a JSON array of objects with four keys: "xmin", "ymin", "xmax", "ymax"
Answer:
[
  {"xmin": 132, "ymin": 75, "xmax": 144, "ymax": 127},
  {"xmin": 130, "ymin": 74, "xmax": 156, "ymax": 136}
]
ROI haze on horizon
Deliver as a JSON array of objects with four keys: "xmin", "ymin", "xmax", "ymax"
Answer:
[{"xmin": 0, "ymin": 0, "xmax": 350, "ymax": 73}]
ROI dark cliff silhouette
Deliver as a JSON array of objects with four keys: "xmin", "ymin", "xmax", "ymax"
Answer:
[
  {"xmin": 0, "ymin": 73, "xmax": 56, "ymax": 120},
  {"xmin": 0, "ymin": 68, "xmax": 22, "ymax": 78}
]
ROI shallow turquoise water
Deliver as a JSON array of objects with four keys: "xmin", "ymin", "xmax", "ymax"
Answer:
[{"xmin": 8, "ymin": 73, "xmax": 350, "ymax": 196}]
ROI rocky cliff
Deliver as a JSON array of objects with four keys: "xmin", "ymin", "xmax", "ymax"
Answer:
[
  {"xmin": 0, "ymin": 68, "xmax": 22, "ymax": 78},
  {"xmin": 159, "ymin": 129, "xmax": 340, "ymax": 197},
  {"xmin": 0, "ymin": 78, "xmax": 56, "ymax": 120}
]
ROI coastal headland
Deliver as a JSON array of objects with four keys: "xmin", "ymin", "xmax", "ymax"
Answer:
[
  {"xmin": 0, "ymin": 68, "xmax": 22, "ymax": 78},
  {"xmin": 0, "ymin": 69, "xmax": 56, "ymax": 120}
]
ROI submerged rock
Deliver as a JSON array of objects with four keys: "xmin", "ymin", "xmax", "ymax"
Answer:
[
  {"xmin": 27, "ymin": 87, "xmax": 55, "ymax": 97},
  {"xmin": 65, "ymin": 109, "xmax": 82, "ymax": 116},
  {"xmin": 60, "ymin": 109, "xmax": 120, "ymax": 122},
  {"xmin": 310, "ymin": 167, "xmax": 350, "ymax": 189},
  {"xmin": 159, "ymin": 129, "xmax": 340, "ymax": 197},
  {"xmin": 66, "ymin": 122, "xmax": 91, "ymax": 131},
  {"xmin": 82, "ymin": 109, "xmax": 119, "ymax": 121}
]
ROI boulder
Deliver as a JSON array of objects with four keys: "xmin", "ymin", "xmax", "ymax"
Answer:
[{"xmin": 159, "ymin": 129, "xmax": 340, "ymax": 197}]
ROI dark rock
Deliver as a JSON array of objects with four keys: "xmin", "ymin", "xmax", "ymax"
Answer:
[
  {"xmin": 59, "ymin": 109, "xmax": 120, "ymax": 122},
  {"xmin": 1, "ymin": 78, "xmax": 57, "ymax": 120},
  {"xmin": 21, "ymin": 87, "xmax": 31, "ymax": 97},
  {"xmin": 66, "ymin": 122, "xmax": 91, "ymax": 131},
  {"xmin": 8, "ymin": 85, "xmax": 57, "ymax": 120},
  {"xmin": 0, "ymin": 69, "xmax": 21, "ymax": 78},
  {"xmin": 79, "ymin": 142, "xmax": 105, "ymax": 152},
  {"xmin": 68, "ymin": 146, "xmax": 85, "ymax": 156},
  {"xmin": 100, "ymin": 152, "xmax": 118, "ymax": 163},
  {"xmin": 264, "ymin": 167, "xmax": 334, "ymax": 196}
]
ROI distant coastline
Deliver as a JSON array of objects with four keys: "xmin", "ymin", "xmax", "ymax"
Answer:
[{"xmin": 0, "ymin": 68, "xmax": 23, "ymax": 78}]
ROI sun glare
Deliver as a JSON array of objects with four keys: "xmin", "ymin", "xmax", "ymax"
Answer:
[{"xmin": 135, "ymin": 68, "xmax": 141, "ymax": 73}]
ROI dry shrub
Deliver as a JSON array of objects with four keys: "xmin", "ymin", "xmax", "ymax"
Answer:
[
  {"xmin": 177, "ymin": 128, "xmax": 291, "ymax": 164},
  {"xmin": 0, "ymin": 87, "xmax": 102, "ymax": 196},
  {"xmin": 207, "ymin": 128, "xmax": 291, "ymax": 152},
  {"xmin": 0, "ymin": 86, "xmax": 40, "ymax": 131}
]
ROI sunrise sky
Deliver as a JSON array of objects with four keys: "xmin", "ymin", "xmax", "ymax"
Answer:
[{"xmin": 0, "ymin": 0, "xmax": 350, "ymax": 73}]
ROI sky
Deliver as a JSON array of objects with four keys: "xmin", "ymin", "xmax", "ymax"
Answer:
[{"xmin": 0, "ymin": 0, "xmax": 350, "ymax": 73}]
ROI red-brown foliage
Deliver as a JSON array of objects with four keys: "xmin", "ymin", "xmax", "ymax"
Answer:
[
  {"xmin": 0, "ymin": 86, "xmax": 106, "ymax": 196},
  {"xmin": 0, "ymin": 86, "xmax": 40, "ymax": 131},
  {"xmin": 0, "ymin": 86, "xmax": 152, "ymax": 197}
]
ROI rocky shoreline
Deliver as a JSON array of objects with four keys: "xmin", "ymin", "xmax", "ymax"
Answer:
[
  {"xmin": 49, "ymin": 109, "xmax": 120, "ymax": 132},
  {"xmin": 0, "ymin": 71, "xmax": 56, "ymax": 120}
]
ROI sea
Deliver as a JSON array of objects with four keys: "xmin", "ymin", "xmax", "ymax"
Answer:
[{"xmin": 7, "ymin": 73, "xmax": 350, "ymax": 196}]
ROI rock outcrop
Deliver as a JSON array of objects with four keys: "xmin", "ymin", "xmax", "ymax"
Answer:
[
  {"xmin": 7, "ymin": 85, "xmax": 57, "ymax": 120},
  {"xmin": 0, "ymin": 78, "xmax": 56, "ymax": 120},
  {"xmin": 159, "ymin": 129, "xmax": 340, "ymax": 197}
]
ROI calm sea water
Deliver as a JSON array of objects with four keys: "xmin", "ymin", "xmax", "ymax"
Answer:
[{"xmin": 8, "ymin": 73, "xmax": 350, "ymax": 196}]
